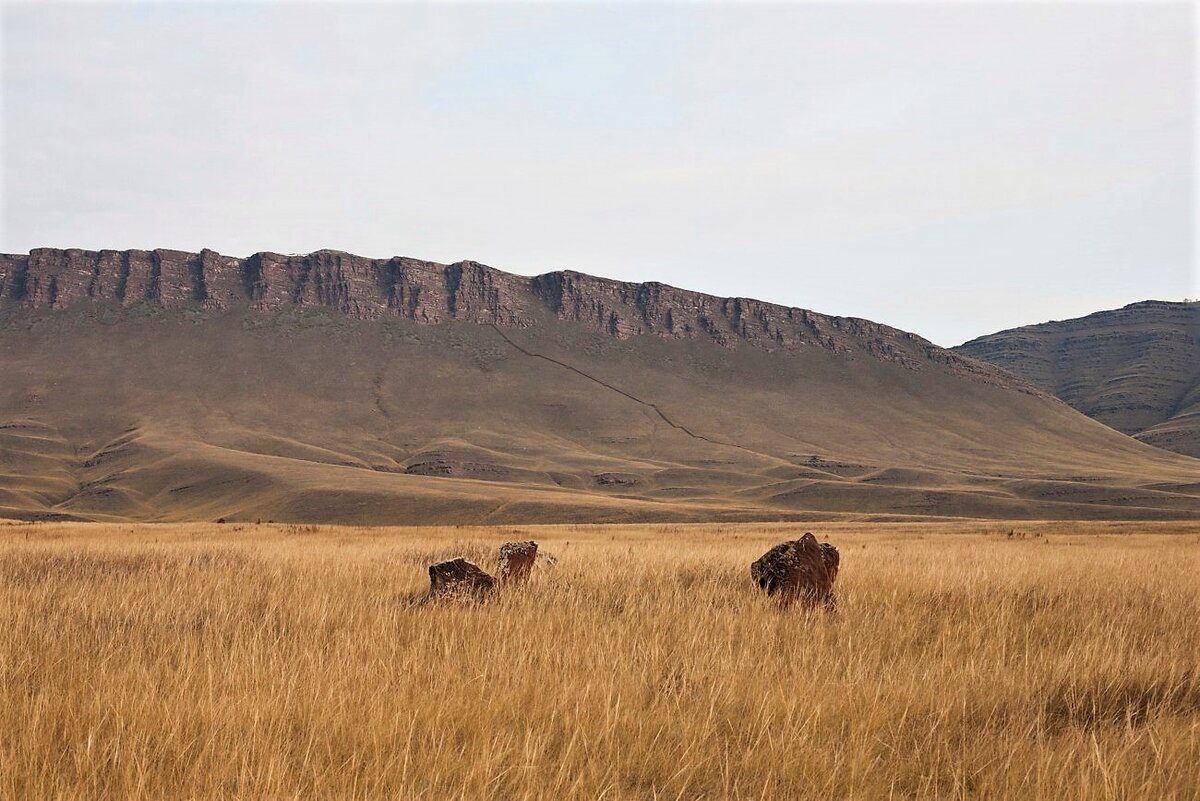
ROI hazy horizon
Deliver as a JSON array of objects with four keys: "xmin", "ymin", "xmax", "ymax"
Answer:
[{"xmin": 2, "ymin": 2, "xmax": 1194, "ymax": 346}]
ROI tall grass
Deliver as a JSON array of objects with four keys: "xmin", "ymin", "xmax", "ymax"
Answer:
[{"xmin": 0, "ymin": 521, "xmax": 1197, "ymax": 799}]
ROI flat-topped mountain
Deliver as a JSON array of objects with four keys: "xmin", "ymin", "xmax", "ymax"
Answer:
[
  {"xmin": 0, "ymin": 247, "xmax": 1007, "ymax": 381},
  {"xmin": 1, "ymin": 248, "xmax": 1197, "ymax": 524},
  {"xmin": 956, "ymin": 301, "xmax": 1200, "ymax": 457}
]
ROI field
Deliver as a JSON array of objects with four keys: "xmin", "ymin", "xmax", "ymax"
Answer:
[{"xmin": 1, "ymin": 520, "xmax": 1199, "ymax": 799}]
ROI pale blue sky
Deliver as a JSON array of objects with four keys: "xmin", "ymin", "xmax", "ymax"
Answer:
[{"xmin": 1, "ymin": 2, "xmax": 1193, "ymax": 345}]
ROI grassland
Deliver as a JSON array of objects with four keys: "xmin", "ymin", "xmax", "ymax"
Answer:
[
  {"xmin": 1, "ymin": 520, "xmax": 1198, "ymax": 799},
  {"xmin": 5, "ymin": 309, "xmax": 1200, "ymax": 525}
]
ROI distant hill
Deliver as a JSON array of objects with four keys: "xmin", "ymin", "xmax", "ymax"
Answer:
[
  {"xmin": 956, "ymin": 301, "xmax": 1200, "ymax": 457},
  {"xmin": 1, "ymin": 248, "xmax": 1197, "ymax": 523}
]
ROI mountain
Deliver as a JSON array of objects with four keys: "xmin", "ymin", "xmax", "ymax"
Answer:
[
  {"xmin": 1, "ymin": 248, "xmax": 1197, "ymax": 524},
  {"xmin": 955, "ymin": 301, "xmax": 1200, "ymax": 458}
]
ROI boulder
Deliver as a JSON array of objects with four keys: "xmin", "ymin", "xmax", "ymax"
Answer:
[
  {"xmin": 427, "ymin": 558, "xmax": 496, "ymax": 602},
  {"xmin": 819, "ymin": 542, "xmax": 839, "ymax": 585},
  {"xmin": 751, "ymin": 533, "xmax": 839, "ymax": 610},
  {"xmin": 498, "ymin": 540, "xmax": 538, "ymax": 583}
]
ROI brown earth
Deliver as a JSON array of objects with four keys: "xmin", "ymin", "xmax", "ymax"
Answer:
[{"xmin": 0, "ymin": 248, "xmax": 1197, "ymax": 523}]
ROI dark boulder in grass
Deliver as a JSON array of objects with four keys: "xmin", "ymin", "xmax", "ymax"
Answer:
[
  {"xmin": 751, "ymin": 533, "xmax": 839, "ymax": 610},
  {"xmin": 498, "ymin": 540, "xmax": 538, "ymax": 584},
  {"xmin": 427, "ymin": 558, "xmax": 497, "ymax": 602}
]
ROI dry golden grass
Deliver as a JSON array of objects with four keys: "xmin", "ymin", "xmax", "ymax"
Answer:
[{"xmin": 1, "ymin": 520, "xmax": 1198, "ymax": 800}]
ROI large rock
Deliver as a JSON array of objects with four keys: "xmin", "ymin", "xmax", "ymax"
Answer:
[
  {"xmin": 498, "ymin": 540, "xmax": 538, "ymax": 583},
  {"xmin": 751, "ymin": 533, "xmax": 839, "ymax": 610},
  {"xmin": 426, "ymin": 558, "xmax": 497, "ymax": 602}
]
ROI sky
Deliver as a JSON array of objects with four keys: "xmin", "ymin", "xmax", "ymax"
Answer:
[{"xmin": 0, "ymin": 2, "xmax": 1193, "ymax": 346}]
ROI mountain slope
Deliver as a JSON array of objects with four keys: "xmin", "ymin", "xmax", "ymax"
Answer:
[
  {"xmin": 955, "ymin": 301, "xmax": 1200, "ymax": 457},
  {"xmin": 1, "ymin": 248, "xmax": 1197, "ymax": 523}
]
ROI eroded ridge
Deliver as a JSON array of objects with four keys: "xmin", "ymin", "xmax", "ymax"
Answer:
[{"xmin": 0, "ymin": 247, "xmax": 1028, "ymax": 386}]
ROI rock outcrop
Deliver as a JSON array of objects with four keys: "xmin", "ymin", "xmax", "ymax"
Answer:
[
  {"xmin": 751, "ymin": 534, "xmax": 840, "ymax": 610},
  {"xmin": 0, "ymin": 247, "xmax": 1028, "ymax": 387},
  {"xmin": 497, "ymin": 541, "xmax": 538, "ymax": 583},
  {"xmin": 426, "ymin": 558, "xmax": 497, "ymax": 602}
]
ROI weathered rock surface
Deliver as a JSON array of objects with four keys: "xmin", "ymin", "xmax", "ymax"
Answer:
[
  {"xmin": 0, "ymin": 247, "xmax": 1029, "ymax": 387},
  {"xmin": 751, "ymin": 533, "xmax": 839, "ymax": 610},
  {"xmin": 498, "ymin": 540, "xmax": 538, "ymax": 583},
  {"xmin": 956, "ymin": 301, "xmax": 1200, "ymax": 457},
  {"xmin": 818, "ymin": 542, "xmax": 840, "ymax": 586},
  {"xmin": 426, "ymin": 558, "xmax": 497, "ymax": 602}
]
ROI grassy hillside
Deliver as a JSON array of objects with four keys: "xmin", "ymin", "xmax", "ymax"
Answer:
[
  {"xmin": 956, "ymin": 301, "xmax": 1200, "ymax": 457},
  {"xmin": 1, "ymin": 302, "xmax": 1197, "ymax": 522}
]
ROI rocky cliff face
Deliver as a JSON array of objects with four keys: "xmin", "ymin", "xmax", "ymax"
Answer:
[
  {"xmin": 956, "ymin": 301, "xmax": 1200, "ymax": 457},
  {"xmin": 0, "ymin": 246, "xmax": 1013, "ymax": 384},
  {"xmin": 5, "ymin": 250, "xmax": 1198, "ymax": 525}
]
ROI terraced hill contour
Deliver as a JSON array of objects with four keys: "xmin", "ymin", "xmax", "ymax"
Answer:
[{"xmin": 1, "ymin": 248, "xmax": 1196, "ymax": 523}]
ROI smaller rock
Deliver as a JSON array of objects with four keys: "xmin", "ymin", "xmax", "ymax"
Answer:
[
  {"xmin": 427, "ymin": 558, "xmax": 497, "ymax": 602},
  {"xmin": 594, "ymin": 472, "xmax": 641, "ymax": 487},
  {"xmin": 498, "ymin": 540, "xmax": 538, "ymax": 583}
]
